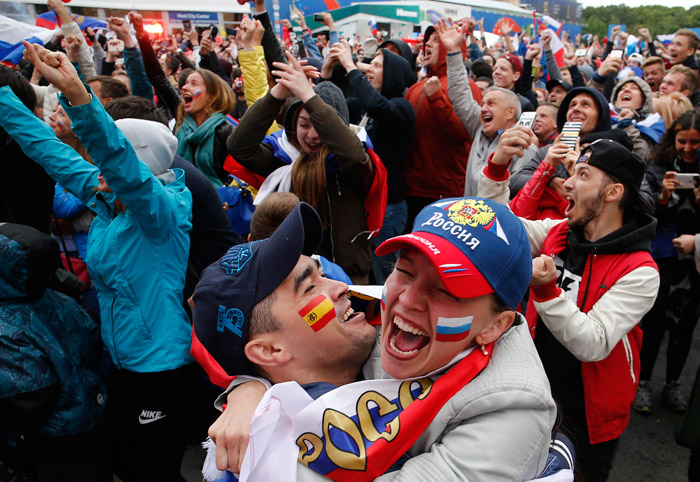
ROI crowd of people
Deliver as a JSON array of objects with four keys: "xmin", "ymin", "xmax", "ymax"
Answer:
[{"xmin": 2, "ymin": 0, "xmax": 700, "ymax": 480}]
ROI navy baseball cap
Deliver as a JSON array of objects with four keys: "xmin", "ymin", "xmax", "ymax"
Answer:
[
  {"xmin": 191, "ymin": 202, "xmax": 323, "ymax": 387},
  {"xmin": 376, "ymin": 198, "xmax": 532, "ymax": 309}
]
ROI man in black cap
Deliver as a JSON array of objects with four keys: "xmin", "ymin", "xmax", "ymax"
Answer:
[
  {"xmin": 546, "ymin": 78, "xmax": 571, "ymax": 106},
  {"xmin": 480, "ymin": 137, "xmax": 660, "ymax": 482}
]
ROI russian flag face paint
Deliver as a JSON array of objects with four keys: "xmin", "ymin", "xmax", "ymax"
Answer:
[
  {"xmin": 380, "ymin": 283, "xmax": 387, "ymax": 313},
  {"xmin": 299, "ymin": 294, "xmax": 336, "ymax": 332},
  {"xmin": 192, "ymin": 90, "xmax": 203, "ymax": 99},
  {"xmin": 435, "ymin": 316, "xmax": 473, "ymax": 342}
]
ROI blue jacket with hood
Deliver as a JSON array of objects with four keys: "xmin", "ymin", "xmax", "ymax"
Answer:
[
  {"xmin": 0, "ymin": 223, "xmax": 106, "ymax": 437},
  {"xmin": 0, "ymin": 86, "xmax": 193, "ymax": 373}
]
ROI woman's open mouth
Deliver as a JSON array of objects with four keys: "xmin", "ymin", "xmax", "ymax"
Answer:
[{"xmin": 387, "ymin": 315, "xmax": 430, "ymax": 358}]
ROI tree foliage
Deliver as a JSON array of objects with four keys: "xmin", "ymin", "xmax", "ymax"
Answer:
[{"xmin": 582, "ymin": 5, "xmax": 700, "ymax": 38}]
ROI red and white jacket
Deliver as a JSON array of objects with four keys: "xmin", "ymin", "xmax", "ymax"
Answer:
[{"xmin": 479, "ymin": 162, "xmax": 660, "ymax": 444}]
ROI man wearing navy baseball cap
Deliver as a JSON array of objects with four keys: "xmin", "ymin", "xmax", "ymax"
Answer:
[
  {"xmin": 197, "ymin": 199, "xmax": 556, "ymax": 481},
  {"xmin": 481, "ymin": 137, "xmax": 660, "ymax": 481}
]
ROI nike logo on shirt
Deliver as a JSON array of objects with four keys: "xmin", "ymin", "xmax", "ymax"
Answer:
[{"xmin": 138, "ymin": 410, "xmax": 167, "ymax": 425}]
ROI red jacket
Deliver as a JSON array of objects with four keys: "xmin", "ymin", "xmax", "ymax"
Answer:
[
  {"xmin": 509, "ymin": 161, "xmax": 567, "ymax": 221},
  {"xmin": 527, "ymin": 222, "xmax": 657, "ymax": 444},
  {"xmin": 404, "ymin": 27, "xmax": 482, "ymax": 199}
]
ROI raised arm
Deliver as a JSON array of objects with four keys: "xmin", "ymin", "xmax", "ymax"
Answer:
[{"xmin": 437, "ymin": 19, "xmax": 482, "ymax": 138}]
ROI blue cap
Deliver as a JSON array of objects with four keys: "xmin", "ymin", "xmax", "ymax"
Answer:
[
  {"xmin": 376, "ymin": 198, "xmax": 532, "ymax": 309},
  {"xmin": 191, "ymin": 202, "xmax": 322, "ymax": 387}
]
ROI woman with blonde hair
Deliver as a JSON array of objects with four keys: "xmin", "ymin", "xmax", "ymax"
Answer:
[
  {"xmin": 175, "ymin": 68, "xmax": 236, "ymax": 185},
  {"xmin": 129, "ymin": 12, "xmax": 237, "ymax": 186},
  {"xmin": 654, "ymin": 92, "xmax": 693, "ymax": 129}
]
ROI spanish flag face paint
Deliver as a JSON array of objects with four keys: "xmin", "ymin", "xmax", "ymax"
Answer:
[{"xmin": 299, "ymin": 294, "xmax": 336, "ymax": 332}]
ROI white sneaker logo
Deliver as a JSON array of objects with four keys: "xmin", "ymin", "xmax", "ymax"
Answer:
[{"xmin": 138, "ymin": 410, "xmax": 167, "ymax": 425}]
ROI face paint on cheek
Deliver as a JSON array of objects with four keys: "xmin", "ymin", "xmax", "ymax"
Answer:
[
  {"xmin": 56, "ymin": 118, "xmax": 65, "ymax": 134},
  {"xmin": 299, "ymin": 294, "xmax": 336, "ymax": 332},
  {"xmin": 192, "ymin": 90, "xmax": 203, "ymax": 99},
  {"xmin": 435, "ymin": 316, "xmax": 473, "ymax": 342},
  {"xmin": 381, "ymin": 284, "xmax": 387, "ymax": 312}
]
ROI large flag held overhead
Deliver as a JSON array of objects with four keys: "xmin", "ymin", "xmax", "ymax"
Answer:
[
  {"xmin": 539, "ymin": 15, "xmax": 566, "ymax": 69},
  {"xmin": 36, "ymin": 11, "xmax": 107, "ymax": 31},
  {"xmin": 0, "ymin": 15, "xmax": 56, "ymax": 67}
]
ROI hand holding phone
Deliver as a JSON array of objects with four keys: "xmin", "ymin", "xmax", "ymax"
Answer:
[
  {"xmin": 517, "ymin": 112, "xmax": 537, "ymax": 130},
  {"xmin": 183, "ymin": 19, "xmax": 192, "ymax": 32},
  {"xmin": 560, "ymin": 121, "xmax": 582, "ymax": 150},
  {"xmin": 609, "ymin": 50, "xmax": 623, "ymax": 60},
  {"xmin": 674, "ymin": 173, "xmax": 700, "ymax": 190},
  {"xmin": 313, "ymin": 13, "xmax": 324, "ymax": 23}
]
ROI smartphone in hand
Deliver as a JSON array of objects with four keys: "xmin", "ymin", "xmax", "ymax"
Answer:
[
  {"xmin": 561, "ymin": 121, "xmax": 582, "ymax": 150},
  {"xmin": 674, "ymin": 173, "xmax": 700, "ymax": 190},
  {"xmin": 517, "ymin": 112, "xmax": 537, "ymax": 130}
]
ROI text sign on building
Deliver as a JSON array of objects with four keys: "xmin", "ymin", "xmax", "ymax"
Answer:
[{"xmin": 167, "ymin": 11, "xmax": 218, "ymax": 26}]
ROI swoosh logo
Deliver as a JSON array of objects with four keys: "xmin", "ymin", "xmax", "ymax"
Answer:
[{"xmin": 138, "ymin": 414, "xmax": 167, "ymax": 425}]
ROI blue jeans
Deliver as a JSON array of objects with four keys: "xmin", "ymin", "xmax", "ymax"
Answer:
[{"xmin": 371, "ymin": 201, "xmax": 408, "ymax": 285}]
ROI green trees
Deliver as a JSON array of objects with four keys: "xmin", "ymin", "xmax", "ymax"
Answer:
[{"xmin": 582, "ymin": 5, "xmax": 700, "ymax": 39}]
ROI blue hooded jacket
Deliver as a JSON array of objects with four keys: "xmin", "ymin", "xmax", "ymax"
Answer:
[
  {"xmin": 0, "ymin": 86, "xmax": 193, "ymax": 373},
  {"xmin": 0, "ymin": 223, "xmax": 106, "ymax": 437}
]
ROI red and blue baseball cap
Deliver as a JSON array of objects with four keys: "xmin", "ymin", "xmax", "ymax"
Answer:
[
  {"xmin": 191, "ymin": 202, "xmax": 323, "ymax": 387},
  {"xmin": 376, "ymin": 197, "xmax": 532, "ymax": 309}
]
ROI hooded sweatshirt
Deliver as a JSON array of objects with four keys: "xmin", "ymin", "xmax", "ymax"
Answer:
[
  {"xmin": 404, "ymin": 26, "xmax": 483, "ymax": 200},
  {"xmin": 510, "ymin": 87, "xmax": 612, "ymax": 196},
  {"xmin": 346, "ymin": 49, "xmax": 416, "ymax": 203},
  {"xmin": 610, "ymin": 77, "xmax": 665, "ymax": 161}
]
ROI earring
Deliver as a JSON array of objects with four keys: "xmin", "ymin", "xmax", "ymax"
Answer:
[{"xmin": 481, "ymin": 345, "xmax": 489, "ymax": 356}]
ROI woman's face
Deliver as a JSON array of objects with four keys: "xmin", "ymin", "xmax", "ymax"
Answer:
[
  {"xmin": 675, "ymin": 128, "xmax": 700, "ymax": 164},
  {"xmin": 48, "ymin": 104, "xmax": 73, "ymax": 139},
  {"xmin": 380, "ymin": 247, "xmax": 505, "ymax": 380},
  {"xmin": 296, "ymin": 108, "xmax": 324, "ymax": 154},
  {"xmin": 181, "ymin": 72, "xmax": 211, "ymax": 115}
]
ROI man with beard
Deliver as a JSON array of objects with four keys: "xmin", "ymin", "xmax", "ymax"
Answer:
[{"xmin": 479, "ymin": 134, "xmax": 660, "ymax": 482}]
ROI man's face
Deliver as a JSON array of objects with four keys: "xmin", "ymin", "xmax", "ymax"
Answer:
[
  {"xmin": 660, "ymin": 72, "xmax": 689, "ymax": 96},
  {"xmin": 615, "ymin": 82, "xmax": 644, "ymax": 111},
  {"xmin": 480, "ymin": 90, "xmax": 514, "ymax": 138},
  {"xmin": 268, "ymin": 255, "xmax": 376, "ymax": 372},
  {"xmin": 423, "ymin": 32, "xmax": 441, "ymax": 68},
  {"xmin": 366, "ymin": 52, "xmax": 384, "ymax": 92},
  {"xmin": 380, "ymin": 248, "xmax": 499, "ymax": 380},
  {"xmin": 560, "ymin": 68, "xmax": 572, "ymax": 84},
  {"xmin": 548, "ymin": 85, "xmax": 567, "ymax": 105},
  {"xmin": 643, "ymin": 63, "xmax": 665, "ymax": 91},
  {"xmin": 383, "ymin": 43, "xmax": 401, "ymax": 57},
  {"xmin": 562, "ymin": 163, "xmax": 611, "ymax": 229},
  {"xmin": 669, "ymin": 34, "xmax": 695, "ymax": 65},
  {"xmin": 534, "ymin": 105, "xmax": 558, "ymax": 142},
  {"xmin": 492, "ymin": 58, "xmax": 518, "ymax": 89},
  {"xmin": 566, "ymin": 93, "xmax": 599, "ymax": 136},
  {"xmin": 475, "ymin": 80, "xmax": 490, "ymax": 97}
]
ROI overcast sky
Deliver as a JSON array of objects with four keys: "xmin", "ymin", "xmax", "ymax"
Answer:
[{"xmin": 578, "ymin": 0, "xmax": 695, "ymax": 8}]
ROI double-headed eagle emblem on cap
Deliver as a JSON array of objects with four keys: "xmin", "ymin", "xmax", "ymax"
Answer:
[{"xmin": 447, "ymin": 199, "xmax": 496, "ymax": 228}]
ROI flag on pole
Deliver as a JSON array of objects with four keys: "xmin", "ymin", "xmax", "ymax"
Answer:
[{"xmin": 0, "ymin": 15, "xmax": 56, "ymax": 67}]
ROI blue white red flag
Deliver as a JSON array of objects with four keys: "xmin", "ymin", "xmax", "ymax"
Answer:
[
  {"xmin": 0, "ymin": 15, "xmax": 55, "ymax": 67},
  {"xmin": 368, "ymin": 17, "xmax": 378, "ymax": 36},
  {"xmin": 36, "ymin": 11, "xmax": 106, "ymax": 31}
]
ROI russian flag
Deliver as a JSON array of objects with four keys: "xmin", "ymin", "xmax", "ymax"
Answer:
[
  {"xmin": 540, "ymin": 15, "xmax": 566, "ymax": 69},
  {"xmin": 0, "ymin": 15, "xmax": 56, "ymax": 67},
  {"xmin": 435, "ymin": 316, "xmax": 473, "ymax": 342},
  {"xmin": 36, "ymin": 11, "xmax": 107, "ymax": 31},
  {"xmin": 368, "ymin": 17, "xmax": 378, "ymax": 36},
  {"xmin": 225, "ymin": 114, "xmax": 239, "ymax": 127}
]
